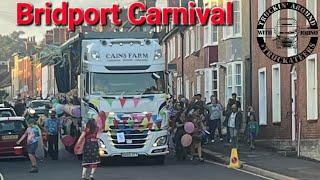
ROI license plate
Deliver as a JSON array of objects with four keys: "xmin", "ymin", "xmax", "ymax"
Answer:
[
  {"xmin": 2, "ymin": 135, "xmax": 18, "ymax": 140},
  {"xmin": 121, "ymin": 152, "xmax": 138, "ymax": 157}
]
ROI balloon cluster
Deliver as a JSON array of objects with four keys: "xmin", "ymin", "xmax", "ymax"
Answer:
[{"xmin": 181, "ymin": 122, "xmax": 195, "ymax": 147}]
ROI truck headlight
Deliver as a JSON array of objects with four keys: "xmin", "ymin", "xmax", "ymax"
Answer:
[
  {"xmin": 98, "ymin": 139, "xmax": 106, "ymax": 148},
  {"xmin": 90, "ymin": 51, "xmax": 100, "ymax": 60},
  {"xmin": 154, "ymin": 49, "xmax": 162, "ymax": 60},
  {"xmin": 153, "ymin": 136, "xmax": 167, "ymax": 147},
  {"xmin": 29, "ymin": 108, "xmax": 36, "ymax": 115}
]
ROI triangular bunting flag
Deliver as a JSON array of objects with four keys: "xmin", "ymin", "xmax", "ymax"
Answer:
[
  {"xmin": 133, "ymin": 96, "xmax": 141, "ymax": 107},
  {"xmin": 151, "ymin": 114, "xmax": 158, "ymax": 121},
  {"xmin": 91, "ymin": 98, "xmax": 100, "ymax": 107},
  {"xmin": 119, "ymin": 97, "xmax": 126, "ymax": 108},
  {"xmin": 146, "ymin": 113, "xmax": 152, "ymax": 121},
  {"xmin": 106, "ymin": 98, "xmax": 113, "ymax": 107}
]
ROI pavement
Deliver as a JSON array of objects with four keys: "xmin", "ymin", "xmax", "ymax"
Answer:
[
  {"xmin": 0, "ymin": 149, "xmax": 267, "ymax": 180},
  {"xmin": 203, "ymin": 141, "xmax": 320, "ymax": 180}
]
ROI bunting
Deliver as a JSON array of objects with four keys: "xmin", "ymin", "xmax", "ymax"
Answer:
[
  {"xmin": 119, "ymin": 97, "xmax": 126, "ymax": 107},
  {"xmin": 151, "ymin": 114, "xmax": 158, "ymax": 121},
  {"xmin": 106, "ymin": 98, "xmax": 114, "ymax": 107},
  {"xmin": 133, "ymin": 96, "xmax": 141, "ymax": 107},
  {"xmin": 91, "ymin": 98, "xmax": 100, "ymax": 107}
]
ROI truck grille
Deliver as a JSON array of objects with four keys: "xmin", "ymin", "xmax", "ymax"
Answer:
[{"xmin": 109, "ymin": 130, "xmax": 148, "ymax": 149}]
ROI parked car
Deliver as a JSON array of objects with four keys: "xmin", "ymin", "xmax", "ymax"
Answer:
[
  {"xmin": 26, "ymin": 100, "xmax": 51, "ymax": 117},
  {"xmin": 0, "ymin": 117, "xmax": 27, "ymax": 158},
  {"xmin": 0, "ymin": 108, "xmax": 17, "ymax": 118}
]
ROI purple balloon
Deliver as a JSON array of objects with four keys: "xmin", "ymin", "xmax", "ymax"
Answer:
[{"xmin": 184, "ymin": 122, "xmax": 195, "ymax": 134}]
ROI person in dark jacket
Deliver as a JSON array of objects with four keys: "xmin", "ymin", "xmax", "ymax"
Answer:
[
  {"xmin": 224, "ymin": 104, "xmax": 242, "ymax": 148},
  {"xmin": 226, "ymin": 93, "xmax": 241, "ymax": 114}
]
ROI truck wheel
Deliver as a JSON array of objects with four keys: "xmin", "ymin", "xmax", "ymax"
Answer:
[{"xmin": 154, "ymin": 156, "xmax": 165, "ymax": 165}]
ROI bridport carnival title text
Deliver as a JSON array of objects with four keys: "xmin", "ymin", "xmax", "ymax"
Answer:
[{"xmin": 16, "ymin": 1, "xmax": 234, "ymax": 31}]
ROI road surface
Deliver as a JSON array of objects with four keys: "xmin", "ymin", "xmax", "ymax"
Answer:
[{"xmin": 0, "ymin": 153, "xmax": 268, "ymax": 180}]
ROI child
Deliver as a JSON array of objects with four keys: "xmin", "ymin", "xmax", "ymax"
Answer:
[
  {"xmin": 190, "ymin": 109, "xmax": 205, "ymax": 162},
  {"xmin": 247, "ymin": 114, "xmax": 259, "ymax": 150},
  {"xmin": 17, "ymin": 120, "xmax": 41, "ymax": 173}
]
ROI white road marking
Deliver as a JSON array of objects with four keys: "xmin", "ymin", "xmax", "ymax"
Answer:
[{"xmin": 205, "ymin": 159, "xmax": 274, "ymax": 180}]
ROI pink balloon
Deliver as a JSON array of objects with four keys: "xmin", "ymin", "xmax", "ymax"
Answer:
[
  {"xmin": 184, "ymin": 122, "xmax": 195, "ymax": 134},
  {"xmin": 62, "ymin": 135, "xmax": 75, "ymax": 147},
  {"xmin": 181, "ymin": 134, "xmax": 192, "ymax": 147}
]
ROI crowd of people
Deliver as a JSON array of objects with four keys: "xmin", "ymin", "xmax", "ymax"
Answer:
[
  {"xmin": 2, "ymin": 91, "xmax": 260, "ymax": 179},
  {"xmin": 167, "ymin": 93, "xmax": 260, "ymax": 162}
]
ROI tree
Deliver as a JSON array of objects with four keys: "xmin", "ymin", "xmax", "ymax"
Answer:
[
  {"xmin": 0, "ymin": 90, "xmax": 9, "ymax": 103},
  {"xmin": 0, "ymin": 31, "xmax": 27, "ymax": 61}
]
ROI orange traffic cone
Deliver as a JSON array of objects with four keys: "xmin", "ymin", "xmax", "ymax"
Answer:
[{"xmin": 228, "ymin": 148, "xmax": 241, "ymax": 169}]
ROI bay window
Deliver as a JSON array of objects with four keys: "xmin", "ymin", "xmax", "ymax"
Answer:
[{"xmin": 226, "ymin": 62, "xmax": 243, "ymax": 108}]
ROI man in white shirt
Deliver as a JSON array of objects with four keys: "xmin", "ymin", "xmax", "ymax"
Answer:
[{"xmin": 224, "ymin": 104, "xmax": 242, "ymax": 148}]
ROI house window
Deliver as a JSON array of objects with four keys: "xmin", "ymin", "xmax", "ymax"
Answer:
[
  {"xmin": 196, "ymin": 75, "xmax": 201, "ymax": 94},
  {"xmin": 306, "ymin": 0, "xmax": 317, "ymax": 25},
  {"xmin": 212, "ymin": 69, "xmax": 218, "ymax": 98},
  {"xmin": 272, "ymin": 64, "xmax": 281, "ymax": 123},
  {"xmin": 204, "ymin": 68, "xmax": 211, "ymax": 101},
  {"xmin": 258, "ymin": 67, "xmax": 267, "ymax": 125},
  {"xmin": 235, "ymin": 63, "xmax": 242, "ymax": 104},
  {"xmin": 172, "ymin": 37, "xmax": 176, "ymax": 59},
  {"xmin": 212, "ymin": 26, "xmax": 218, "ymax": 44},
  {"xmin": 177, "ymin": 77, "xmax": 182, "ymax": 97},
  {"xmin": 287, "ymin": 0, "xmax": 297, "ymax": 25},
  {"xmin": 190, "ymin": 28, "xmax": 195, "ymax": 53},
  {"xmin": 167, "ymin": 42, "xmax": 171, "ymax": 62},
  {"xmin": 185, "ymin": 79, "xmax": 190, "ymax": 99},
  {"xmin": 258, "ymin": 0, "xmax": 266, "ymax": 40},
  {"xmin": 226, "ymin": 62, "xmax": 243, "ymax": 108},
  {"xmin": 223, "ymin": 0, "xmax": 241, "ymax": 39},
  {"xmin": 258, "ymin": 0, "xmax": 266, "ymax": 18},
  {"xmin": 233, "ymin": 0, "xmax": 241, "ymax": 36},
  {"xmin": 185, "ymin": 30, "xmax": 190, "ymax": 57},
  {"xmin": 271, "ymin": 0, "xmax": 280, "ymax": 38},
  {"xmin": 306, "ymin": 54, "xmax": 318, "ymax": 120},
  {"xmin": 204, "ymin": 25, "xmax": 218, "ymax": 47},
  {"xmin": 226, "ymin": 64, "xmax": 233, "ymax": 102},
  {"xmin": 177, "ymin": 34, "xmax": 181, "ymax": 58},
  {"xmin": 204, "ymin": 25, "xmax": 209, "ymax": 46},
  {"xmin": 196, "ymin": 25, "xmax": 201, "ymax": 50},
  {"xmin": 191, "ymin": 81, "xmax": 195, "ymax": 98}
]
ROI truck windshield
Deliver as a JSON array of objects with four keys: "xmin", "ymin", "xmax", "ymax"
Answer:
[{"xmin": 91, "ymin": 72, "xmax": 165, "ymax": 95}]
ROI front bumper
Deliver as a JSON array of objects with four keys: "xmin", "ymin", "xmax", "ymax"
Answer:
[{"xmin": 98, "ymin": 130, "xmax": 169, "ymax": 157}]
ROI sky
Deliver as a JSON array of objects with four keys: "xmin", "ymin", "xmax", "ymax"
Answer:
[{"xmin": 0, "ymin": 0, "xmax": 142, "ymax": 42}]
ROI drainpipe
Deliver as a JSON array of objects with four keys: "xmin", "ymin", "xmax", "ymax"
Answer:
[
  {"xmin": 297, "ymin": 118, "xmax": 301, "ymax": 157},
  {"xmin": 180, "ymin": 30, "xmax": 185, "ymax": 96},
  {"xmin": 248, "ymin": 0, "xmax": 253, "ymax": 107}
]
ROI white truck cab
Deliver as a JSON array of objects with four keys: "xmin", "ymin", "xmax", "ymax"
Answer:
[{"xmin": 71, "ymin": 32, "xmax": 170, "ymax": 163}]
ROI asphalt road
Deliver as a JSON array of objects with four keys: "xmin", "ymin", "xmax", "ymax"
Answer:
[{"xmin": 0, "ymin": 153, "xmax": 267, "ymax": 180}]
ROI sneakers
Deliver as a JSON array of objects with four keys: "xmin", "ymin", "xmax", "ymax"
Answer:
[
  {"xmin": 219, "ymin": 138, "xmax": 224, "ymax": 142},
  {"xmin": 199, "ymin": 157, "xmax": 204, "ymax": 162},
  {"xmin": 190, "ymin": 156, "xmax": 195, "ymax": 161},
  {"xmin": 29, "ymin": 167, "xmax": 38, "ymax": 173}
]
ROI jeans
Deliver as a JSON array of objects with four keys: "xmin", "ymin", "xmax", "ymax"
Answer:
[
  {"xmin": 229, "ymin": 127, "xmax": 238, "ymax": 148},
  {"xmin": 48, "ymin": 135, "xmax": 59, "ymax": 160},
  {"xmin": 208, "ymin": 119, "xmax": 222, "ymax": 140}
]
